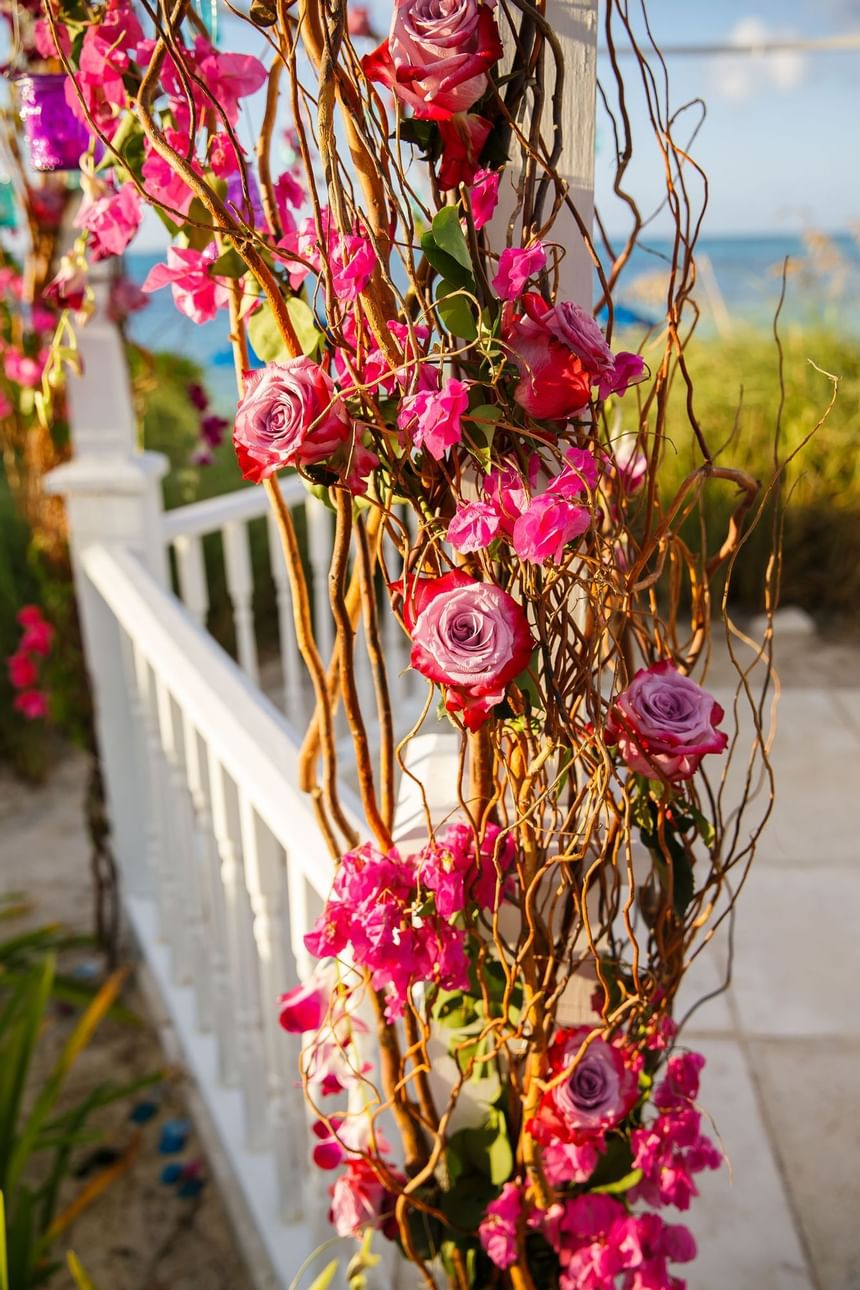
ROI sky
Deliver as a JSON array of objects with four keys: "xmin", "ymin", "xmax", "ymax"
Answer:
[
  {"xmin": 593, "ymin": 0, "xmax": 860, "ymax": 237},
  {"xmin": 128, "ymin": 0, "xmax": 860, "ymax": 248}
]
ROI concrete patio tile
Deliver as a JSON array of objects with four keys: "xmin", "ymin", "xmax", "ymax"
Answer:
[
  {"xmin": 689, "ymin": 1037, "xmax": 812, "ymax": 1290},
  {"xmin": 727, "ymin": 865, "xmax": 860, "ymax": 1037},
  {"xmin": 675, "ymin": 918, "xmax": 735, "ymax": 1036},
  {"xmin": 837, "ymin": 689, "xmax": 860, "ymax": 737},
  {"xmin": 749, "ymin": 1039, "xmax": 860, "ymax": 1290},
  {"xmin": 709, "ymin": 687, "xmax": 860, "ymax": 865}
]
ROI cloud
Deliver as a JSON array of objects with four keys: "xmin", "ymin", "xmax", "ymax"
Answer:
[{"xmin": 710, "ymin": 17, "xmax": 807, "ymax": 102}]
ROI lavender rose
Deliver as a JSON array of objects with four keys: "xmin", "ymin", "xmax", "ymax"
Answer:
[
  {"xmin": 401, "ymin": 569, "xmax": 533, "ymax": 730},
  {"xmin": 528, "ymin": 1026, "xmax": 639, "ymax": 1157},
  {"xmin": 363, "ymin": 0, "xmax": 502, "ymax": 121},
  {"xmin": 232, "ymin": 357, "xmax": 350, "ymax": 484},
  {"xmin": 606, "ymin": 660, "xmax": 729, "ymax": 782}
]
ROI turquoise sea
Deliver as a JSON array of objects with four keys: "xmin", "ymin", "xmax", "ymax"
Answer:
[{"xmin": 125, "ymin": 231, "xmax": 860, "ymax": 411}]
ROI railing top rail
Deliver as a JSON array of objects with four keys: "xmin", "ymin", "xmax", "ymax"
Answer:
[
  {"xmin": 83, "ymin": 541, "xmax": 357, "ymax": 895},
  {"xmin": 160, "ymin": 475, "xmax": 307, "ymax": 543}
]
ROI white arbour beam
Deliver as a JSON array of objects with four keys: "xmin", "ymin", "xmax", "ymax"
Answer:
[{"xmin": 491, "ymin": 0, "xmax": 598, "ymax": 306}]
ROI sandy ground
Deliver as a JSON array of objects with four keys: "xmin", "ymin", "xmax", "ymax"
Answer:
[{"xmin": 0, "ymin": 755, "xmax": 249, "ymax": 1290}]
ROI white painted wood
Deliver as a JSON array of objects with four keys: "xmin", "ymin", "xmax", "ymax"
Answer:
[
  {"xmin": 174, "ymin": 533, "xmax": 209, "ymax": 628},
  {"xmin": 160, "ymin": 477, "xmax": 304, "ymax": 544},
  {"xmin": 238, "ymin": 798, "xmax": 306, "ymax": 1222},
  {"xmin": 184, "ymin": 712, "xmax": 240, "ymax": 1088},
  {"xmin": 491, "ymin": 0, "xmax": 597, "ymax": 307},
  {"xmin": 223, "ymin": 519, "xmax": 260, "ymax": 683},
  {"xmin": 266, "ymin": 510, "xmax": 304, "ymax": 725},
  {"xmin": 207, "ymin": 752, "xmax": 272, "ymax": 1153}
]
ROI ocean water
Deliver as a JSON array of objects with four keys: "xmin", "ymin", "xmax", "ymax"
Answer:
[{"xmin": 125, "ymin": 231, "xmax": 860, "ymax": 411}]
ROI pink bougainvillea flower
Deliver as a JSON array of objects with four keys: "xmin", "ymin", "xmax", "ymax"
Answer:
[
  {"xmin": 437, "ymin": 113, "xmax": 493, "ymax": 189},
  {"xmin": 66, "ymin": 23, "xmax": 131, "ymax": 137},
  {"xmin": 398, "ymin": 375, "xmax": 469, "ymax": 461},
  {"xmin": 512, "ymin": 494, "xmax": 590, "ymax": 565},
  {"xmin": 479, "ymin": 1181, "xmax": 524, "ymax": 1270},
  {"xmin": 33, "ymin": 16, "xmax": 72, "ymax": 59},
  {"xmin": 141, "ymin": 130, "xmax": 199, "ymax": 217},
  {"xmin": 362, "ymin": 0, "xmax": 502, "ymax": 120},
  {"xmin": 45, "ymin": 257, "xmax": 87, "ymax": 313},
  {"xmin": 485, "ymin": 465, "xmax": 529, "ymax": 537},
  {"xmin": 599, "ymin": 347, "xmax": 646, "ymax": 400},
  {"xmin": 416, "ymin": 820, "xmax": 515, "ymax": 916},
  {"xmin": 606, "ymin": 660, "xmax": 729, "ymax": 782},
  {"xmin": 231, "ymin": 358, "xmax": 351, "ymax": 483},
  {"xmin": 17, "ymin": 607, "xmax": 54, "ymax": 656},
  {"xmin": 612, "ymin": 434, "xmax": 648, "ymax": 494},
  {"xmin": 142, "ymin": 242, "xmax": 232, "ymax": 326},
  {"xmin": 75, "ymin": 184, "xmax": 142, "ymax": 262},
  {"xmin": 0, "ymin": 393, "xmax": 12, "ymax": 419},
  {"xmin": 278, "ymin": 976, "xmax": 330, "ymax": 1033},
  {"xmin": 492, "ymin": 242, "xmax": 547, "ymax": 301},
  {"xmin": 469, "ymin": 167, "xmax": 500, "ymax": 230},
  {"xmin": 108, "ymin": 277, "xmax": 149, "ymax": 322},
  {"xmin": 447, "ymin": 500, "xmax": 501, "ymax": 553},
  {"xmin": 329, "ymin": 1157, "xmax": 404, "ymax": 1239},
  {"xmin": 274, "ymin": 170, "xmax": 305, "ymax": 216},
  {"xmin": 631, "ymin": 1103, "xmax": 722, "ymax": 1211},
  {"xmin": 4, "ymin": 349, "xmax": 45, "ymax": 390},
  {"xmin": 6, "ymin": 652, "xmax": 38, "ymax": 690},
  {"xmin": 341, "ymin": 435, "xmax": 379, "ymax": 496},
  {"xmin": 13, "ymin": 690, "xmax": 49, "ymax": 720},
  {"xmin": 399, "ymin": 569, "xmax": 533, "ymax": 730}
]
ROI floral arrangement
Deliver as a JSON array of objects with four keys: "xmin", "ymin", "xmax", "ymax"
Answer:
[{"xmin": 30, "ymin": 0, "xmax": 786, "ymax": 1285}]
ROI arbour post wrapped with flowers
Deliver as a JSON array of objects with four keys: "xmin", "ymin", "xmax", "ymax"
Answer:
[{"xmin": 42, "ymin": 0, "xmax": 792, "ymax": 1284}]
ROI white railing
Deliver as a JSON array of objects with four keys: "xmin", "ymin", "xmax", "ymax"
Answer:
[{"xmin": 82, "ymin": 538, "xmax": 352, "ymax": 1281}]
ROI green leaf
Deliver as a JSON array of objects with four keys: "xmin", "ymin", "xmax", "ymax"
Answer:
[
  {"xmin": 67, "ymin": 1252, "xmax": 97, "ymax": 1290},
  {"xmin": 686, "ymin": 802, "xmax": 716, "ymax": 849},
  {"xmin": 592, "ymin": 1168, "xmax": 644, "ymax": 1195},
  {"xmin": 398, "ymin": 118, "xmax": 436, "ymax": 152},
  {"xmin": 448, "ymin": 1109, "xmax": 513, "ymax": 1187},
  {"xmin": 419, "ymin": 231, "xmax": 474, "ymax": 291},
  {"xmin": 469, "ymin": 403, "xmax": 503, "ymax": 430},
  {"xmin": 432, "ymin": 206, "xmax": 472, "ymax": 270},
  {"xmin": 306, "ymin": 1259, "xmax": 339, "ymax": 1290},
  {"xmin": 0, "ymin": 1193, "xmax": 7, "ymax": 1290},
  {"xmin": 247, "ymin": 304, "xmax": 288, "ymax": 363},
  {"xmin": 440, "ymin": 1174, "xmax": 496, "ymax": 1231},
  {"xmin": 286, "ymin": 296, "xmax": 323, "ymax": 357},
  {"xmin": 435, "ymin": 285, "xmax": 477, "ymax": 341},
  {"xmin": 181, "ymin": 198, "xmax": 216, "ymax": 252},
  {"xmin": 210, "ymin": 248, "xmax": 248, "ymax": 279}
]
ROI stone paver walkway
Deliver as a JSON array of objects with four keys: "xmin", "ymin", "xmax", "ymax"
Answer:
[{"xmin": 679, "ymin": 624, "xmax": 860, "ymax": 1290}]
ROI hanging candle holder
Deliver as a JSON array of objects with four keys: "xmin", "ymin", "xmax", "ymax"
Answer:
[{"xmin": 16, "ymin": 74, "xmax": 90, "ymax": 173}]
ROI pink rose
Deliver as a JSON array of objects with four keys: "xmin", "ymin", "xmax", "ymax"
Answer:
[
  {"xmin": 606, "ymin": 660, "xmax": 729, "ymax": 782},
  {"xmin": 469, "ymin": 167, "xmax": 500, "ymax": 230},
  {"xmin": 232, "ymin": 358, "xmax": 351, "ymax": 483},
  {"xmin": 76, "ymin": 184, "xmax": 142, "ymax": 261},
  {"xmin": 512, "ymin": 495, "xmax": 590, "ymax": 565},
  {"xmin": 447, "ymin": 500, "xmax": 501, "ymax": 553},
  {"xmin": 277, "ymin": 976, "xmax": 329, "ymax": 1033},
  {"xmin": 142, "ymin": 242, "xmax": 232, "ymax": 325},
  {"xmin": 529, "ymin": 1027, "xmax": 639, "ymax": 1155},
  {"xmin": 479, "ymin": 1181, "xmax": 523, "ymax": 1270},
  {"xmin": 492, "ymin": 243, "xmax": 547, "ymax": 301},
  {"xmin": 503, "ymin": 293, "xmax": 592, "ymax": 420},
  {"xmin": 398, "ymin": 376, "xmax": 469, "ymax": 461},
  {"xmin": 401, "ymin": 569, "xmax": 533, "ymax": 730},
  {"xmin": 363, "ymin": 0, "xmax": 502, "ymax": 120}
]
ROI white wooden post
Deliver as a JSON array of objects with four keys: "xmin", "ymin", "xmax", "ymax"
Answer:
[
  {"xmin": 492, "ymin": 0, "xmax": 597, "ymax": 306},
  {"xmin": 44, "ymin": 262, "xmax": 169, "ymax": 898}
]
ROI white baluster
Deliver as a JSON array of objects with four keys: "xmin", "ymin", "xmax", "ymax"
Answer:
[
  {"xmin": 206, "ymin": 751, "xmax": 270, "ymax": 1151},
  {"xmin": 189, "ymin": 726, "xmax": 240, "ymax": 1088},
  {"xmin": 239, "ymin": 796, "xmax": 306, "ymax": 1222},
  {"xmin": 133, "ymin": 649, "xmax": 185, "ymax": 974},
  {"xmin": 154, "ymin": 677, "xmax": 209, "ymax": 1011},
  {"xmin": 286, "ymin": 862, "xmax": 323, "ymax": 984},
  {"xmin": 266, "ymin": 509, "xmax": 304, "ymax": 724},
  {"xmin": 304, "ymin": 497, "xmax": 334, "ymax": 665},
  {"xmin": 117, "ymin": 630, "xmax": 157, "ymax": 901},
  {"xmin": 222, "ymin": 519, "xmax": 259, "ymax": 684},
  {"xmin": 173, "ymin": 533, "xmax": 209, "ymax": 629}
]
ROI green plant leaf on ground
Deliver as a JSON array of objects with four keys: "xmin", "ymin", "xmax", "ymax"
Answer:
[{"xmin": 67, "ymin": 1252, "xmax": 97, "ymax": 1290}]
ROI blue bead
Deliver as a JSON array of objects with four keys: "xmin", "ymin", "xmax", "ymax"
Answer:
[
  {"xmin": 130, "ymin": 1101, "xmax": 158, "ymax": 1125},
  {"xmin": 160, "ymin": 1163, "xmax": 183, "ymax": 1184},
  {"xmin": 177, "ymin": 1178, "xmax": 205, "ymax": 1199}
]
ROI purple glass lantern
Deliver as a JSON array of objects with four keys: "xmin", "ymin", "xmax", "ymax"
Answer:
[{"xmin": 17, "ymin": 74, "xmax": 90, "ymax": 173}]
